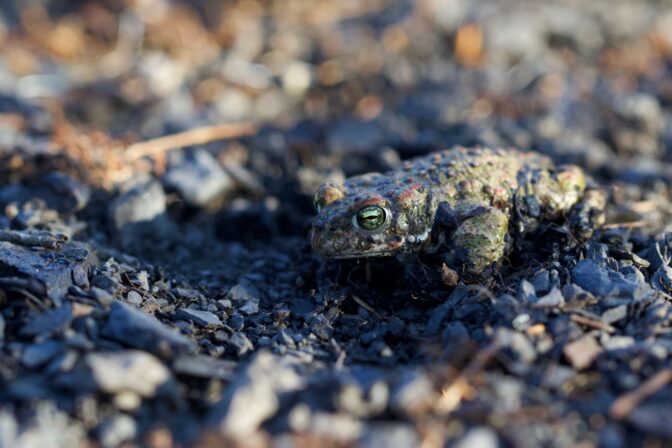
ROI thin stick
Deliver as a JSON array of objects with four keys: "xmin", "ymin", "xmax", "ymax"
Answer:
[
  {"xmin": 0, "ymin": 230, "xmax": 68, "ymax": 249},
  {"xmin": 600, "ymin": 221, "xmax": 647, "ymax": 230},
  {"xmin": 570, "ymin": 314, "xmax": 616, "ymax": 333},
  {"xmin": 609, "ymin": 368, "xmax": 672, "ymax": 420},
  {"xmin": 350, "ymin": 295, "xmax": 380, "ymax": 317},
  {"xmin": 124, "ymin": 122, "xmax": 257, "ymax": 161}
]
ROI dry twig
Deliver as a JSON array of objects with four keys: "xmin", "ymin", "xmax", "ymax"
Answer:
[
  {"xmin": 609, "ymin": 368, "xmax": 672, "ymax": 420},
  {"xmin": 0, "ymin": 230, "xmax": 68, "ymax": 249},
  {"xmin": 124, "ymin": 122, "xmax": 257, "ymax": 161}
]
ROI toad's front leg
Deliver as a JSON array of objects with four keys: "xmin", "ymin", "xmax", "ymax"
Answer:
[
  {"xmin": 441, "ymin": 205, "xmax": 510, "ymax": 281},
  {"xmin": 569, "ymin": 187, "xmax": 606, "ymax": 240}
]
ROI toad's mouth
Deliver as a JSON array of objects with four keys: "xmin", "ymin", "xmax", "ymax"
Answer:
[{"xmin": 326, "ymin": 250, "xmax": 398, "ymax": 259}]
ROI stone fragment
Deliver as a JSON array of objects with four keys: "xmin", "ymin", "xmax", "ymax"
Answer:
[
  {"xmin": 21, "ymin": 341, "xmax": 63, "ymax": 368},
  {"xmin": 211, "ymin": 351, "xmax": 302, "ymax": 438},
  {"xmin": 102, "ymin": 301, "xmax": 193, "ymax": 357},
  {"xmin": 227, "ymin": 283, "xmax": 260, "ymax": 316},
  {"xmin": 163, "ymin": 149, "xmax": 234, "ymax": 206},
  {"xmin": 455, "ymin": 427, "xmax": 499, "ymax": 448},
  {"xmin": 563, "ymin": 335, "xmax": 602, "ymax": 370},
  {"xmin": 175, "ymin": 308, "xmax": 222, "ymax": 327},
  {"xmin": 228, "ymin": 332, "xmax": 254, "ymax": 356},
  {"xmin": 96, "ymin": 414, "xmax": 137, "ymax": 448},
  {"xmin": 173, "ymin": 355, "xmax": 237, "ymax": 380},
  {"xmin": 0, "ymin": 241, "xmax": 93, "ymax": 300},
  {"xmin": 20, "ymin": 305, "xmax": 73, "ymax": 337},
  {"xmin": 86, "ymin": 350, "xmax": 171, "ymax": 397}
]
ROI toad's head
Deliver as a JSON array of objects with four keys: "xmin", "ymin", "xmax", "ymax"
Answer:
[{"xmin": 310, "ymin": 175, "xmax": 431, "ymax": 259}]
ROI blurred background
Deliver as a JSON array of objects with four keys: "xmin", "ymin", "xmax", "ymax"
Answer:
[{"xmin": 1, "ymin": 0, "xmax": 672, "ymax": 243}]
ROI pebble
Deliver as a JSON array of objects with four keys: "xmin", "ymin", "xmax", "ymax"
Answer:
[
  {"xmin": 455, "ymin": 427, "xmax": 499, "ymax": 448},
  {"xmin": 228, "ymin": 332, "xmax": 254, "ymax": 356},
  {"xmin": 211, "ymin": 351, "xmax": 302, "ymax": 438},
  {"xmin": 86, "ymin": 350, "xmax": 171, "ymax": 397},
  {"xmin": 21, "ymin": 341, "xmax": 63, "ymax": 369},
  {"xmin": 20, "ymin": 305, "xmax": 73, "ymax": 337},
  {"xmin": 109, "ymin": 180, "xmax": 166, "ymax": 230},
  {"xmin": 96, "ymin": 414, "xmax": 137, "ymax": 448},
  {"xmin": 163, "ymin": 150, "xmax": 234, "ymax": 207},
  {"xmin": 389, "ymin": 369, "xmax": 435, "ymax": 418},
  {"xmin": 176, "ymin": 308, "xmax": 222, "ymax": 328},
  {"xmin": 101, "ymin": 301, "xmax": 194, "ymax": 357},
  {"xmin": 0, "ymin": 241, "xmax": 93, "ymax": 300},
  {"xmin": 227, "ymin": 283, "xmax": 260, "ymax": 316},
  {"xmin": 533, "ymin": 287, "xmax": 565, "ymax": 307},
  {"xmin": 563, "ymin": 335, "xmax": 602, "ymax": 370}
]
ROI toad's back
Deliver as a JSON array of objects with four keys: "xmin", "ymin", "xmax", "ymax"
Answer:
[{"xmin": 343, "ymin": 146, "xmax": 553, "ymax": 214}]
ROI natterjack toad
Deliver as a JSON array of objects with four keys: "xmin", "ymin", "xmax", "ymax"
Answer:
[{"xmin": 311, "ymin": 146, "xmax": 605, "ymax": 280}]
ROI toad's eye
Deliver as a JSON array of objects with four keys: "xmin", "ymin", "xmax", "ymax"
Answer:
[{"xmin": 354, "ymin": 206, "xmax": 386, "ymax": 230}]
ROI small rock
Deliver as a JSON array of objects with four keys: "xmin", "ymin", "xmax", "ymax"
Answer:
[
  {"xmin": 601, "ymin": 305, "xmax": 628, "ymax": 324},
  {"xmin": 651, "ymin": 265, "xmax": 672, "ymax": 294},
  {"xmin": 71, "ymin": 265, "xmax": 89, "ymax": 289},
  {"xmin": 303, "ymin": 412, "xmax": 363, "ymax": 442},
  {"xmin": 96, "ymin": 414, "xmax": 137, "ymax": 448},
  {"xmin": 0, "ymin": 241, "xmax": 93, "ymax": 300},
  {"xmin": 455, "ymin": 427, "xmax": 499, "ymax": 448},
  {"xmin": 627, "ymin": 404, "xmax": 672, "ymax": 437},
  {"xmin": 163, "ymin": 150, "xmax": 234, "ymax": 207},
  {"xmin": 359, "ymin": 423, "xmax": 420, "ymax": 448},
  {"xmin": 228, "ymin": 332, "xmax": 254, "ymax": 356},
  {"xmin": 102, "ymin": 301, "xmax": 194, "ymax": 357},
  {"xmin": 572, "ymin": 260, "xmax": 643, "ymax": 297},
  {"xmin": 42, "ymin": 171, "xmax": 90, "ymax": 213},
  {"xmin": 176, "ymin": 308, "xmax": 222, "ymax": 328},
  {"xmin": 533, "ymin": 287, "xmax": 565, "ymax": 307},
  {"xmin": 309, "ymin": 314, "xmax": 332, "ymax": 341},
  {"xmin": 109, "ymin": 180, "xmax": 166, "ymax": 230},
  {"xmin": 21, "ymin": 305, "xmax": 73, "ymax": 337},
  {"xmin": 517, "ymin": 280, "xmax": 536, "ymax": 303},
  {"xmin": 210, "ymin": 351, "xmax": 303, "ymax": 438},
  {"xmin": 108, "ymin": 180, "xmax": 172, "ymax": 249},
  {"xmin": 561, "ymin": 283, "xmax": 593, "ymax": 302},
  {"xmin": 531, "ymin": 270, "xmax": 551, "ymax": 295},
  {"xmin": 86, "ymin": 350, "xmax": 171, "ymax": 397},
  {"xmin": 125, "ymin": 290, "xmax": 143, "ymax": 305},
  {"xmin": 424, "ymin": 285, "xmax": 468, "ymax": 337},
  {"xmin": 227, "ymin": 283, "xmax": 260, "ymax": 316},
  {"xmin": 336, "ymin": 378, "xmax": 388, "ymax": 418},
  {"xmin": 173, "ymin": 355, "xmax": 237, "ymax": 380},
  {"xmin": 21, "ymin": 341, "xmax": 63, "ymax": 368},
  {"xmin": 602, "ymin": 335, "xmax": 635, "ymax": 351},
  {"xmin": 495, "ymin": 327, "xmax": 536, "ymax": 365},
  {"xmin": 563, "ymin": 335, "xmax": 602, "ymax": 370},
  {"xmin": 389, "ymin": 369, "xmax": 435, "ymax": 417},
  {"xmin": 442, "ymin": 321, "xmax": 469, "ymax": 341}
]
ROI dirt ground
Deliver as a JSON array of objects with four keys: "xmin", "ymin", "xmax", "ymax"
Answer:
[{"xmin": 1, "ymin": 1, "xmax": 672, "ymax": 447}]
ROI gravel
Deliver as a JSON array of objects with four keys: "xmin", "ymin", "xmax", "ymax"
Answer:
[{"xmin": 0, "ymin": 0, "xmax": 671, "ymax": 446}]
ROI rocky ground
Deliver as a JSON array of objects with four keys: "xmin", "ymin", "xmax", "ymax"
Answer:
[{"xmin": 1, "ymin": 0, "xmax": 672, "ymax": 447}]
